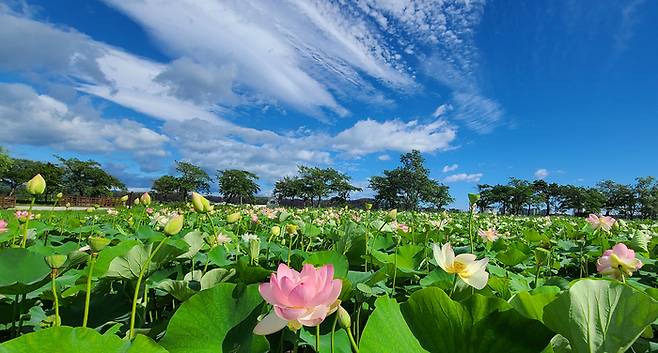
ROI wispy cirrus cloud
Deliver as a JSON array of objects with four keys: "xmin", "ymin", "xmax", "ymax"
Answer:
[{"xmin": 0, "ymin": 1, "xmax": 495, "ymax": 189}]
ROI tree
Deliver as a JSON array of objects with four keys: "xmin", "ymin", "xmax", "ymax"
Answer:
[
  {"xmin": 217, "ymin": 169, "xmax": 261, "ymax": 204},
  {"xmin": 634, "ymin": 176, "xmax": 658, "ymax": 219},
  {"xmin": 559, "ymin": 185, "xmax": 605, "ymax": 216},
  {"xmin": 57, "ymin": 157, "xmax": 125, "ymax": 196},
  {"xmin": 0, "ymin": 158, "xmax": 63, "ymax": 200},
  {"xmin": 273, "ymin": 167, "xmax": 361, "ymax": 206},
  {"xmin": 532, "ymin": 180, "xmax": 562, "ymax": 215},
  {"xmin": 152, "ymin": 175, "xmax": 181, "ymax": 195},
  {"xmin": 0, "ymin": 147, "xmax": 12, "ymax": 177},
  {"xmin": 370, "ymin": 150, "xmax": 453, "ymax": 210},
  {"xmin": 175, "ymin": 161, "xmax": 212, "ymax": 195},
  {"xmin": 596, "ymin": 180, "xmax": 636, "ymax": 218},
  {"xmin": 1, "ymin": 158, "xmax": 44, "ymax": 195},
  {"xmin": 273, "ymin": 176, "xmax": 304, "ymax": 201}
]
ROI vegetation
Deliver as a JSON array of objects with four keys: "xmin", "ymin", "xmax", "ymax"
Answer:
[{"xmin": 0, "ymin": 180, "xmax": 656, "ymax": 352}]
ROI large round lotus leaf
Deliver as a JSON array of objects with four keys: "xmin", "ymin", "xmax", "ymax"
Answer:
[
  {"xmin": 359, "ymin": 296, "xmax": 428, "ymax": 353},
  {"xmin": 304, "ymin": 250, "xmax": 349, "ymax": 279},
  {"xmin": 398, "ymin": 287, "xmax": 554, "ymax": 353},
  {"xmin": 0, "ymin": 248, "xmax": 51, "ymax": 295},
  {"xmin": 159, "ymin": 283, "xmax": 268, "ymax": 353},
  {"xmin": 0, "ymin": 326, "xmax": 167, "ymax": 353},
  {"xmin": 543, "ymin": 279, "xmax": 658, "ymax": 353}
]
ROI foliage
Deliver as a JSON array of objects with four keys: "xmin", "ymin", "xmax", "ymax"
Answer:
[
  {"xmin": 217, "ymin": 169, "xmax": 260, "ymax": 204},
  {"xmin": 370, "ymin": 150, "xmax": 453, "ymax": 210}
]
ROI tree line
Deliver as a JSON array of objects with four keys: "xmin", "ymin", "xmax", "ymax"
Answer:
[
  {"xmin": 3, "ymin": 146, "xmax": 657, "ymax": 218},
  {"xmin": 0, "ymin": 148, "xmax": 125, "ymax": 201},
  {"xmin": 477, "ymin": 177, "xmax": 658, "ymax": 218}
]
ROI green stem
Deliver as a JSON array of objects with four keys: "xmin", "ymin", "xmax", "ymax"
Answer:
[
  {"xmin": 468, "ymin": 208, "xmax": 474, "ymax": 253},
  {"xmin": 346, "ymin": 328, "xmax": 360, "ymax": 353},
  {"xmin": 82, "ymin": 253, "xmax": 97, "ymax": 327},
  {"xmin": 316, "ymin": 324, "xmax": 321, "ymax": 353},
  {"xmin": 391, "ymin": 235, "xmax": 401, "ymax": 296},
  {"xmin": 20, "ymin": 197, "xmax": 35, "ymax": 248},
  {"xmin": 330, "ymin": 313, "xmax": 338, "ymax": 353},
  {"xmin": 129, "ymin": 238, "xmax": 168, "ymax": 339},
  {"xmin": 51, "ymin": 271, "xmax": 60, "ymax": 327},
  {"xmin": 292, "ymin": 329, "xmax": 301, "ymax": 353},
  {"xmin": 449, "ymin": 275, "xmax": 458, "ymax": 298}
]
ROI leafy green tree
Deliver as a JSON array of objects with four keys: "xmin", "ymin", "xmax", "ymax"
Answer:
[
  {"xmin": 532, "ymin": 180, "xmax": 562, "ymax": 215},
  {"xmin": 370, "ymin": 150, "xmax": 453, "ymax": 210},
  {"xmin": 0, "ymin": 147, "xmax": 12, "ymax": 177},
  {"xmin": 273, "ymin": 176, "xmax": 304, "ymax": 202},
  {"xmin": 217, "ymin": 169, "xmax": 261, "ymax": 204},
  {"xmin": 57, "ymin": 157, "xmax": 125, "ymax": 196},
  {"xmin": 152, "ymin": 175, "xmax": 181, "ymax": 195},
  {"xmin": 175, "ymin": 161, "xmax": 212, "ymax": 195},
  {"xmin": 596, "ymin": 180, "xmax": 636, "ymax": 218},
  {"xmin": 634, "ymin": 176, "xmax": 658, "ymax": 219}
]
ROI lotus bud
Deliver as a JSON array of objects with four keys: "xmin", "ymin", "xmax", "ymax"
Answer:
[
  {"xmin": 365, "ymin": 203, "xmax": 373, "ymax": 210},
  {"xmin": 133, "ymin": 198, "xmax": 140, "ymax": 206},
  {"xmin": 120, "ymin": 195, "xmax": 129, "ymax": 203},
  {"xmin": 26, "ymin": 174, "xmax": 46, "ymax": 195},
  {"xmin": 337, "ymin": 305, "xmax": 351, "ymax": 329},
  {"xmin": 468, "ymin": 193, "xmax": 481, "ymax": 206},
  {"xmin": 88, "ymin": 237, "xmax": 111, "ymax": 253},
  {"xmin": 227, "ymin": 212, "xmax": 241, "ymax": 224},
  {"xmin": 271, "ymin": 225, "xmax": 281, "ymax": 237},
  {"xmin": 164, "ymin": 214, "xmax": 184, "ymax": 236},
  {"xmin": 191, "ymin": 192, "xmax": 206, "ymax": 213},
  {"xmin": 140, "ymin": 192, "xmax": 151, "ymax": 206},
  {"xmin": 285, "ymin": 223, "xmax": 298, "ymax": 235},
  {"xmin": 65, "ymin": 202, "xmax": 71, "ymax": 208},
  {"xmin": 386, "ymin": 209, "xmax": 397, "ymax": 221},
  {"xmin": 56, "ymin": 192, "xmax": 63, "ymax": 199},
  {"xmin": 45, "ymin": 254, "xmax": 67, "ymax": 270}
]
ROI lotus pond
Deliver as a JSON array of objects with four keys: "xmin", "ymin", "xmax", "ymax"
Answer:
[{"xmin": 0, "ymin": 193, "xmax": 657, "ymax": 353}]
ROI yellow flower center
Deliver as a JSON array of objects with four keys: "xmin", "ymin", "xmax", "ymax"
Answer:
[{"xmin": 451, "ymin": 261, "xmax": 467, "ymax": 274}]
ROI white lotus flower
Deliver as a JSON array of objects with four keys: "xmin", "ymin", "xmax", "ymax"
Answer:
[{"xmin": 433, "ymin": 243, "xmax": 489, "ymax": 290}]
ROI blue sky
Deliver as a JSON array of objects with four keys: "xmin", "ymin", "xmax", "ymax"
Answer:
[{"xmin": 0, "ymin": 0, "xmax": 657, "ymax": 208}]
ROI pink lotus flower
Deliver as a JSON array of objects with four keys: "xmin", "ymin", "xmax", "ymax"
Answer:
[
  {"xmin": 253, "ymin": 263, "xmax": 342, "ymax": 335},
  {"xmin": 146, "ymin": 207, "xmax": 154, "ymax": 215},
  {"xmin": 586, "ymin": 214, "xmax": 615, "ymax": 232},
  {"xmin": 0, "ymin": 220, "xmax": 7, "ymax": 233},
  {"xmin": 478, "ymin": 228, "xmax": 499, "ymax": 242},
  {"xmin": 597, "ymin": 243, "xmax": 642, "ymax": 280},
  {"xmin": 391, "ymin": 221, "xmax": 409, "ymax": 233},
  {"xmin": 15, "ymin": 210, "xmax": 33, "ymax": 223}
]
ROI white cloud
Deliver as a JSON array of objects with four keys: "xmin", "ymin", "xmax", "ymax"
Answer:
[
  {"xmin": 444, "ymin": 173, "xmax": 483, "ymax": 183},
  {"xmin": 0, "ymin": 3, "xmax": 490, "ymax": 187},
  {"xmin": 442, "ymin": 164, "xmax": 459, "ymax": 173},
  {"xmin": 378, "ymin": 154, "xmax": 391, "ymax": 161},
  {"xmin": 102, "ymin": 0, "xmax": 417, "ymax": 118},
  {"xmin": 332, "ymin": 119, "xmax": 456, "ymax": 156},
  {"xmin": 0, "ymin": 83, "xmax": 168, "ymax": 158},
  {"xmin": 534, "ymin": 168, "xmax": 549, "ymax": 179},
  {"xmin": 432, "ymin": 103, "xmax": 453, "ymax": 118}
]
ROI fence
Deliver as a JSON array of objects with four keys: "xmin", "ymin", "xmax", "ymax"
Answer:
[
  {"xmin": 0, "ymin": 196, "xmax": 16, "ymax": 209},
  {"xmin": 60, "ymin": 196, "xmax": 118, "ymax": 207}
]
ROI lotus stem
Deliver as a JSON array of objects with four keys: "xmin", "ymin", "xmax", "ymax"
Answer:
[
  {"xmin": 20, "ymin": 197, "xmax": 35, "ymax": 248},
  {"xmin": 51, "ymin": 270, "xmax": 60, "ymax": 327},
  {"xmin": 82, "ymin": 253, "xmax": 97, "ymax": 327},
  {"xmin": 129, "ymin": 238, "xmax": 168, "ymax": 339},
  {"xmin": 346, "ymin": 327, "xmax": 359, "ymax": 353}
]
